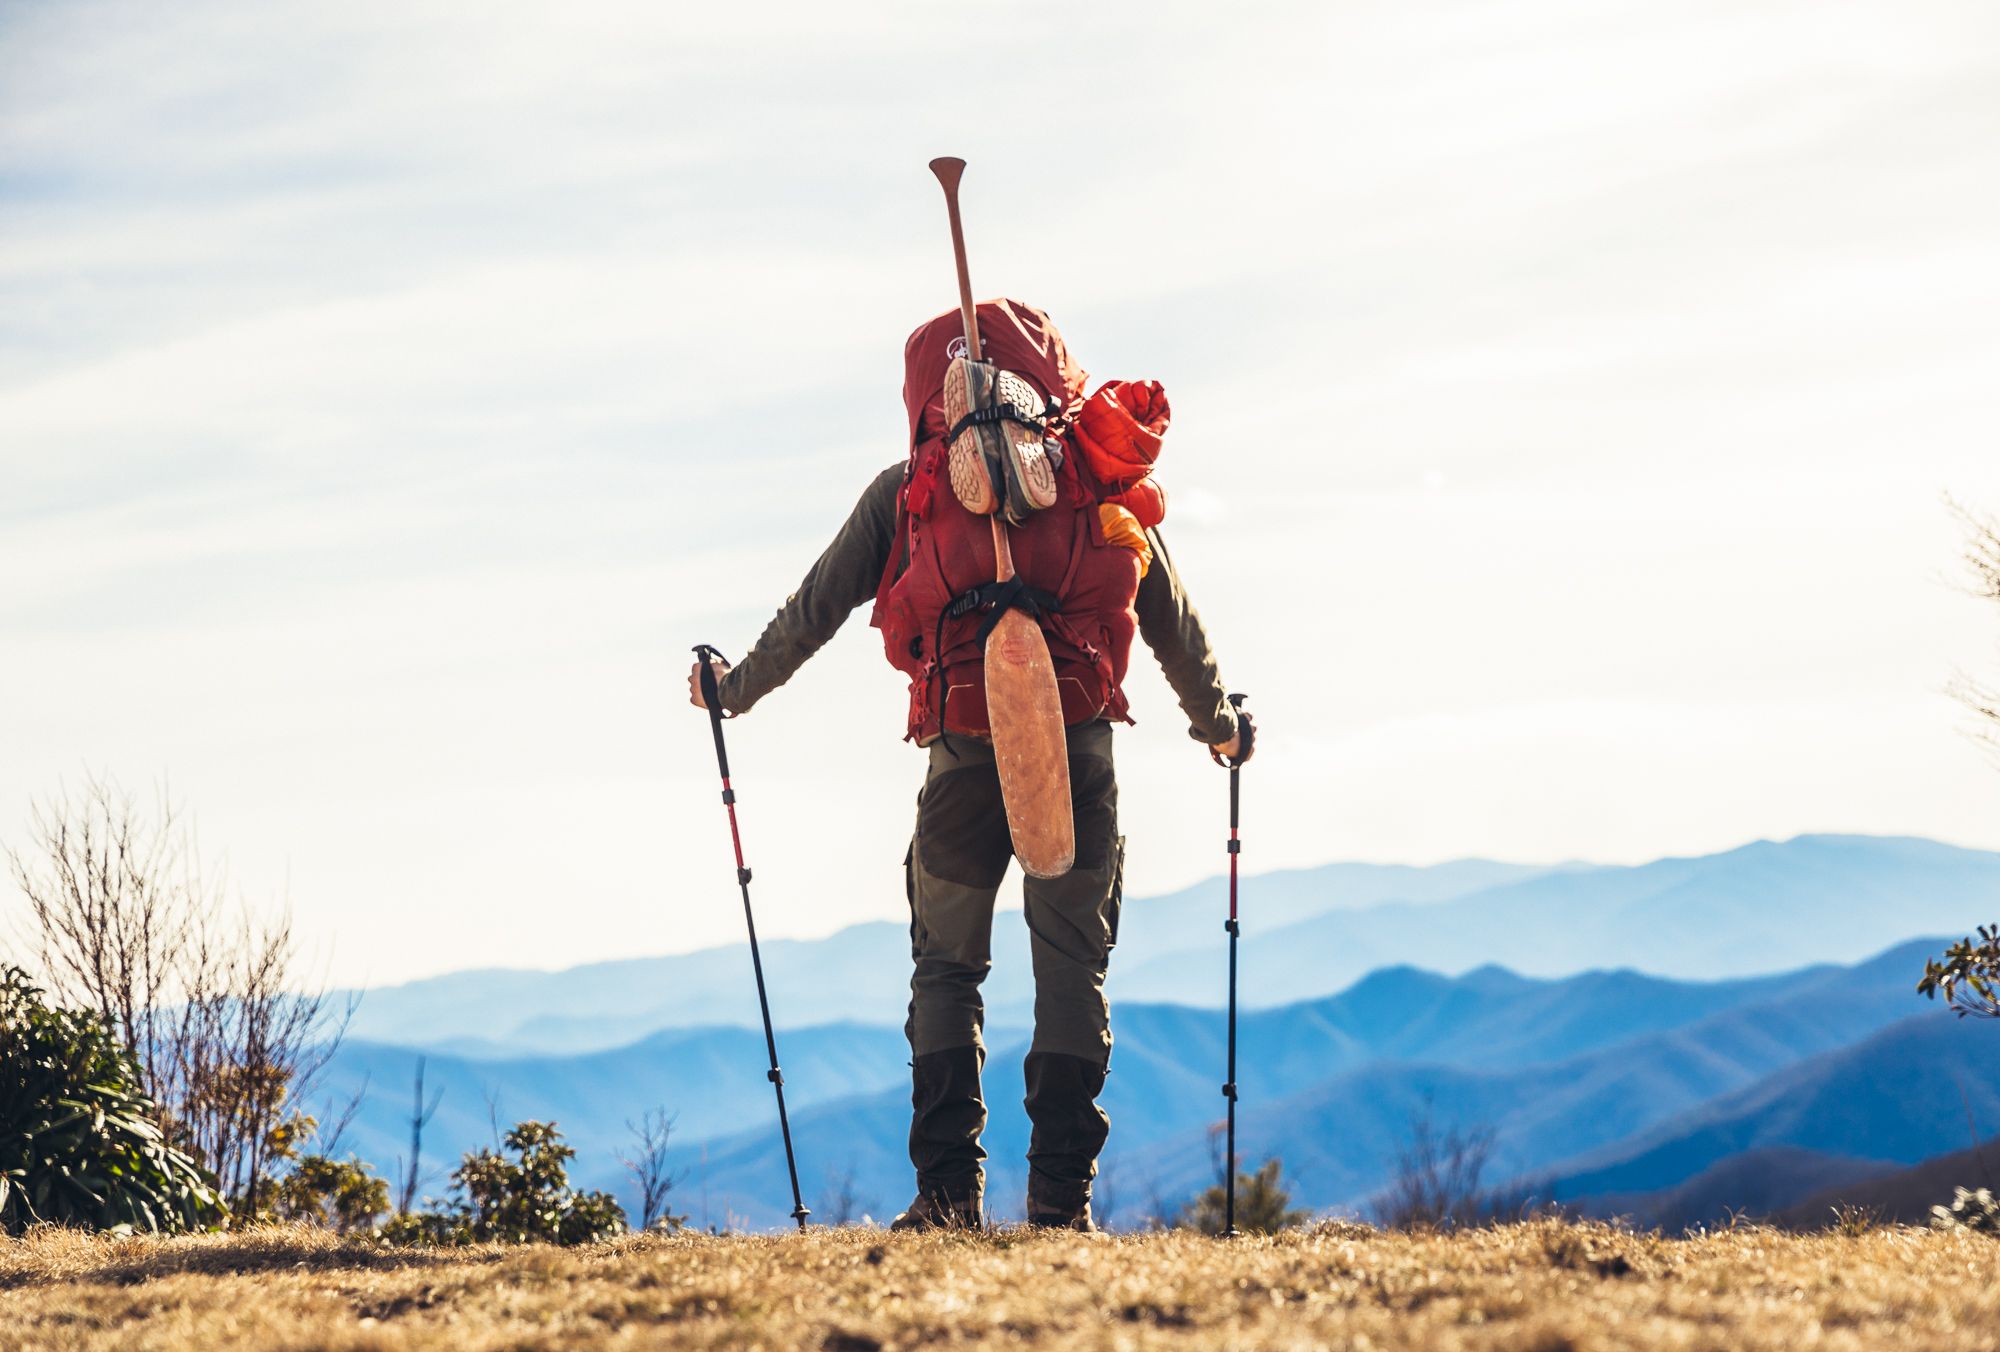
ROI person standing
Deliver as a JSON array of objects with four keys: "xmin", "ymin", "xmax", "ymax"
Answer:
[{"xmin": 690, "ymin": 299, "xmax": 1252, "ymax": 1231}]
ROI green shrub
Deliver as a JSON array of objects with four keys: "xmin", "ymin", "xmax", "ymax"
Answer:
[
  {"xmin": 1176, "ymin": 1158, "xmax": 1311, "ymax": 1235},
  {"xmin": 380, "ymin": 1120, "xmax": 626, "ymax": 1246},
  {"xmin": 0, "ymin": 965, "xmax": 221, "ymax": 1234},
  {"xmin": 1919, "ymin": 926, "xmax": 2000, "ymax": 1018},
  {"xmin": 260, "ymin": 1152, "xmax": 392, "ymax": 1233}
]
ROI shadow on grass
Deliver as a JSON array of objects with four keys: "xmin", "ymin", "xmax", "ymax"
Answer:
[{"xmin": 0, "ymin": 1225, "xmax": 502, "ymax": 1290}]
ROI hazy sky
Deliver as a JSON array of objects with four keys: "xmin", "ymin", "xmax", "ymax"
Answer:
[{"xmin": 5, "ymin": 0, "xmax": 1999, "ymax": 988}]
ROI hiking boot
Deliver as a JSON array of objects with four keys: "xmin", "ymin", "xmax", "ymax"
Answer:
[
  {"xmin": 1028, "ymin": 1200, "xmax": 1097, "ymax": 1232},
  {"xmin": 1026, "ymin": 1173, "xmax": 1097, "ymax": 1232},
  {"xmin": 890, "ymin": 1185, "xmax": 983, "ymax": 1232}
]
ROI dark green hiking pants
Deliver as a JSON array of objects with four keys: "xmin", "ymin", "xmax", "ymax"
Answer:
[{"xmin": 904, "ymin": 719, "xmax": 1125, "ymax": 1205}]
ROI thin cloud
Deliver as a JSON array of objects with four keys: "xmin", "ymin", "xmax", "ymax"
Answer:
[{"xmin": 3, "ymin": 0, "xmax": 1998, "ymax": 984}]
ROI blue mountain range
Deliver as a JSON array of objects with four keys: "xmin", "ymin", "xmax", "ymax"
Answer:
[
  {"xmin": 342, "ymin": 834, "xmax": 2000, "ymax": 1058},
  {"xmin": 655, "ymin": 939, "xmax": 1967, "ymax": 1228},
  {"xmin": 310, "ymin": 834, "xmax": 2000, "ymax": 1230}
]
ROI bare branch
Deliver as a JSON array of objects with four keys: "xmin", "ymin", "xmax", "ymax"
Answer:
[
  {"xmin": 618, "ymin": 1108, "xmax": 685, "ymax": 1231},
  {"xmin": 1375, "ymin": 1096, "xmax": 1498, "ymax": 1231},
  {"xmin": 398, "ymin": 1057, "xmax": 446, "ymax": 1213},
  {"xmin": 1946, "ymin": 497, "xmax": 2000, "ymax": 759},
  {"xmin": 7, "ymin": 770, "xmax": 348, "ymax": 1222}
]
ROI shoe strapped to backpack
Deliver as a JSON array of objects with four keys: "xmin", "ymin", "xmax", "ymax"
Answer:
[{"xmin": 942, "ymin": 356, "xmax": 1065, "ymax": 525}]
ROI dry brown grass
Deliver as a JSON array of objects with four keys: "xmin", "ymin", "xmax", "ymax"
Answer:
[{"xmin": 3, "ymin": 1219, "xmax": 1998, "ymax": 1351}]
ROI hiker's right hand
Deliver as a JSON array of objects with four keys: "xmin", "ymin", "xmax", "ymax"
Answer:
[{"xmin": 688, "ymin": 657, "xmax": 731, "ymax": 711}]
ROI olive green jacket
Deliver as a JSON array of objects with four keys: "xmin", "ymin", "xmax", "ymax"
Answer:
[{"xmin": 717, "ymin": 464, "xmax": 1240, "ymax": 746}]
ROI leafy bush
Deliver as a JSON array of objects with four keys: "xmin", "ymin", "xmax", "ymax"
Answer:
[
  {"xmin": 1931, "ymin": 1187, "xmax": 2000, "ymax": 1235},
  {"xmin": 375, "ymin": 1206, "xmax": 466, "ymax": 1246},
  {"xmin": 0, "ymin": 965, "xmax": 221, "ymax": 1234},
  {"xmin": 380, "ymin": 1121, "xmax": 626, "ymax": 1246},
  {"xmin": 242, "ymin": 1109, "xmax": 391, "ymax": 1232},
  {"xmin": 1918, "ymin": 926, "xmax": 2000, "ymax": 1018},
  {"xmin": 261, "ymin": 1152, "xmax": 391, "ymax": 1233},
  {"xmin": 1177, "ymin": 1158, "xmax": 1310, "ymax": 1235}
]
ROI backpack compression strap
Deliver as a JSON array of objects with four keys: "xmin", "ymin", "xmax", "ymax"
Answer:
[
  {"xmin": 946, "ymin": 388, "xmax": 1068, "ymax": 448},
  {"xmin": 930, "ymin": 578, "xmax": 1063, "ymax": 758}
]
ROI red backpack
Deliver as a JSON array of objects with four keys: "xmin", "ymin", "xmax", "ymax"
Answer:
[{"xmin": 871, "ymin": 300, "xmax": 1146, "ymax": 744}]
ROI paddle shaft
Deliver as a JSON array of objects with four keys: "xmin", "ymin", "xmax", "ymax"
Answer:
[{"xmin": 928, "ymin": 157, "xmax": 983, "ymax": 362}]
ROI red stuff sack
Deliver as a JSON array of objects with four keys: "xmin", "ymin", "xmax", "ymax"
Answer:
[{"xmin": 1073, "ymin": 379, "xmax": 1169, "ymax": 491}]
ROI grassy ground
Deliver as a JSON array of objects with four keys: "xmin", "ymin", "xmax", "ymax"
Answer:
[{"xmin": 3, "ymin": 1220, "xmax": 1998, "ymax": 1351}]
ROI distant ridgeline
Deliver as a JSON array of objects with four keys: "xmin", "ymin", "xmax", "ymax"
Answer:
[{"xmin": 319, "ymin": 834, "xmax": 2000, "ymax": 1230}]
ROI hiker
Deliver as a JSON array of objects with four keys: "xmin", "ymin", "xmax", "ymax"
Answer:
[{"xmin": 688, "ymin": 299, "xmax": 1253, "ymax": 1232}]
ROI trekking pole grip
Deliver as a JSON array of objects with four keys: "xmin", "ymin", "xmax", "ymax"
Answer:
[
  {"xmin": 693, "ymin": 643, "xmax": 732, "ymax": 779},
  {"xmin": 1226, "ymin": 693, "xmax": 1252, "ymax": 761},
  {"xmin": 1213, "ymin": 692, "xmax": 1253, "ymax": 770}
]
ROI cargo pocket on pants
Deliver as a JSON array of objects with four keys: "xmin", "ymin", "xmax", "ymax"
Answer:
[
  {"xmin": 1106, "ymin": 835, "xmax": 1126, "ymax": 951},
  {"xmin": 904, "ymin": 839, "xmax": 928, "ymax": 960}
]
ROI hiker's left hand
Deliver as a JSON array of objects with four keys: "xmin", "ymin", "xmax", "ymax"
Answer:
[
  {"xmin": 1212, "ymin": 710, "xmax": 1256, "ymax": 766},
  {"xmin": 688, "ymin": 657, "xmax": 731, "ymax": 711}
]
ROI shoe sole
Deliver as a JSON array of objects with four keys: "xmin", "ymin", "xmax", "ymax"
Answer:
[
  {"xmin": 943, "ymin": 359, "xmax": 1059, "ymax": 522},
  {"xmin": 943, "ymin": 358, "xmax": 999, "ymax": 516},
  {"xmin": 993, "ymin": 369, "xmax": 1059, "ymax": 524}
]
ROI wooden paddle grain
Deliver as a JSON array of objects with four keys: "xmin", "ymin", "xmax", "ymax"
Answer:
[{"xmin": 985, "ymin": 613, "xmax": 1076, "ymax": 879}]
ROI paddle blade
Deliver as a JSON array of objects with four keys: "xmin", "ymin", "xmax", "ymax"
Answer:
[{"xmin": 984, "ymin": 608, "xmax": 1075, "ymax": 878}]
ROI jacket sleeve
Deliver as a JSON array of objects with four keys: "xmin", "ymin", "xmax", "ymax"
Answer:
[
  {"xmin": 1133, "ymin": 526, "xmax": 1241, "ymax": 745},
  {"xmin": 715, "ymin": 463, "xmax": 904, "ymax": 714}
]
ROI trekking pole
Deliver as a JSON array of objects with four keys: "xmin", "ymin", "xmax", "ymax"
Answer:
[
  {"xmin": 1217, "ymin": 693, "xmax": 1251, "ymax": 1238},
  {"xmin": 692, "ymin": 643, "xmax": 810, "ymax": 1230}
]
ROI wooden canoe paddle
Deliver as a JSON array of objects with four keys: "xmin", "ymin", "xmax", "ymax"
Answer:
[{"xmin": 928, "ymin": 156, "xmax": 1076, "ymax": 879}]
